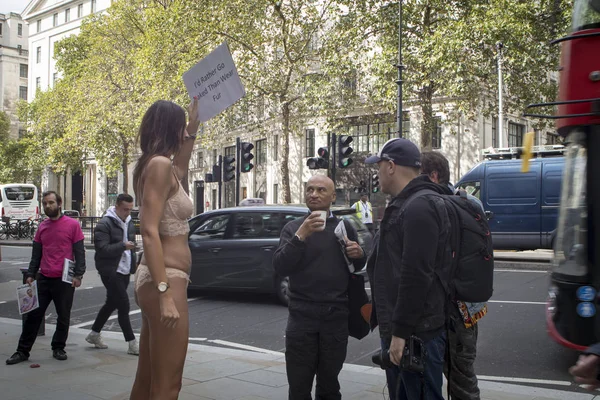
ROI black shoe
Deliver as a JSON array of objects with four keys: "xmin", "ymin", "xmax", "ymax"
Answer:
[
  {"xmin": 6, "ymin": 351, "xmax": 28, "ymax": 365},
  {"xmin": 52, "ymin": 349, "xmax": 67, "ymax": 361}
]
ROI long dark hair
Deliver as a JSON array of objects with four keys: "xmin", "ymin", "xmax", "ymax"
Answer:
[{"xmin": 133, "ymin": 100, "xmax": 187, "ymax": 198}]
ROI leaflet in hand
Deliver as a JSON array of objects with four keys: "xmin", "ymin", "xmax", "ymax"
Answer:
[
  {"xmin": 63, "ymin": 258, "xmax": 75, "ymax": 284},
  {"xmin": 17, "ymin": 281, "xmax": 39, "ymax": 315},
  {"xmin": 334, "ymin": 220, "xmax": 355, "ymax": 273}
]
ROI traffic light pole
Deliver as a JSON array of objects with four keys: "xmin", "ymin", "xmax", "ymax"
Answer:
[
  {"xmin": 218, "ymin": 155, "xmax": 223, "ymax": 209},
  {"xmin": 235, "ymin": 137, "xmax": 241, "ymax": 206}
]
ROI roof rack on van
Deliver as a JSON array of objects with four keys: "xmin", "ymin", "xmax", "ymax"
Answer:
[{"xmin": 482, "ymin": 145, "xmax": 566, "ymax": 160}]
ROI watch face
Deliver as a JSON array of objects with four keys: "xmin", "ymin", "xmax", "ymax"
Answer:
[{"xmin": 158, "ymin": 282, "xmax": 168, "ymax": 292}]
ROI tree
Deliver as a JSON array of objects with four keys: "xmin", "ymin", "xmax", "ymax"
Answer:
[{"xmin": 361, "ymin": 0, "xmax": 571, "ymax": 149}]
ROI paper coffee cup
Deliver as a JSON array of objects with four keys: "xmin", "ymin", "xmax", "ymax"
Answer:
[{"xmin": 315, "ymin": 210, "xmax": 327, "ymax": 231}]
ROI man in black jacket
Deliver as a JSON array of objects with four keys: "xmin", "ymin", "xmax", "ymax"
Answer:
[
  {"xmin": 85, "ymin": 193, "xmax": 138, "ymax": 355},
  {"xmin": 6, "ymin": 191, "xmax": 86, "ymax": 365},
  {"xmin": 365, "ymin": 139, "xmax": 451, "ymax": 400},
  {"xmin": 273, "ymin": 175, "xmax": 367, "ymax": 400}
]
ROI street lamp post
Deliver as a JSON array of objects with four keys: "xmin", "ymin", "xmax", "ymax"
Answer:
[
  {"xmin": 496, "ymin": 42, "xmax": 505, "ymax": 148},
  {"xmin": 396, "ymin": 0, "xmax": 404, "ymax": 138}
]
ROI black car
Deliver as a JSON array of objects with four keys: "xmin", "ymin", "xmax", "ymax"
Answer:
[{"xmin": 187, "ymin": 205, "xmax": 373, "ymax": 305}]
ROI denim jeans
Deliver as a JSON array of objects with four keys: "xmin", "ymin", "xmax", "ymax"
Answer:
[{"xmin": 382, "ymin": 332, "xmax": 446, "ymax": 400}]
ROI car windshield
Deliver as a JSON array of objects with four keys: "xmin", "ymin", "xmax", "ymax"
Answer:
[{"xmin": 573, "ymin": 0, "xmax": 600, "ymax": 31}]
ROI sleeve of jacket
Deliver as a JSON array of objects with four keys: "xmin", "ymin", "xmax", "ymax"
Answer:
[
  {"xmin": 94, "ymin": 219, "xmax": 126, "ymax": 257},
  {"xmin": 26, "ymin": 241, "xmax": 43, "ymax": 279},
  {"xmin": 584, "ymin": 343, "xmax": 600, "ymax": 357},
  {"xmin": 344, "ymin": 219, "xmax": 367, "ymax": 272},
  {"xmin": 72, "ymin": 240, "xmax": 86, "ymax": 277},
  {"xmin": 273, "ymin": 221, "xmax": 307, "ymax": 277},
  {"xmin": 392, "ymin": 197, "xmax": 441, "ymax": 339},
  {"xmin": 128, "ymin": 220, "xmax": 137, "ymax": 272}
]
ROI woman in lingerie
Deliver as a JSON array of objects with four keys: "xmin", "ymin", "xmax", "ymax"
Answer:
[{"xmin": 130, "ymin": 98, "xmax": 200, "ymax": 400}]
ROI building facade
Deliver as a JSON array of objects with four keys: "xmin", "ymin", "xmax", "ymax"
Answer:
[{"xmin": 0, "ymin": 12, "xmax": 28, "ymax": 139}]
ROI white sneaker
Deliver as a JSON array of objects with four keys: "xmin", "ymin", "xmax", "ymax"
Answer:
[
  {"xmin": 127, "ymin": 339, "xmax": 139, "ymax": 356},
  {"xmin": 86, "ymin": 331, "xmax": 108, "ymax": 349}
]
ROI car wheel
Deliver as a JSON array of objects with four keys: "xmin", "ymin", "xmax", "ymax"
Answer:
[{"xmin": 275, "ymin": 275, "xmax": 290, "ymax": 306}]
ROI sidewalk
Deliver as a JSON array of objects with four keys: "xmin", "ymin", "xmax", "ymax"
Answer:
[{"xmin": 0, "ymin": 317, "xmax": 594, "ymax": 400}]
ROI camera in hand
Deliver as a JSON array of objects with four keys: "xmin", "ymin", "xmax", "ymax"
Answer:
[{"xmin": 372, "ymin": 335, "xmax": 427, "ymax": 374}]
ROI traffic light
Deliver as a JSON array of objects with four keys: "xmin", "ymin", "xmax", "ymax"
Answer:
[
  {"xmin": 240, "ymin": 142, "xmax": 254, "ymax": 173},
  {"xmin": 371, "ymin": 173, "xmax": 380, "ymax": 193},
  {"xmin": 306, "ymin": 147, "xmax": 329, "ymax": 170},
  {"xmin": 338, "ymin": 135, "xmax": 354, "ymax": 168},
  {"xmin": 223, "ymin": 156, "xmax": 235, "ymax": 182}
]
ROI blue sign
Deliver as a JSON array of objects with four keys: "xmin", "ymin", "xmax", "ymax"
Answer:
[
  {"xmin": 577, "ymin": 286, "xmax": 596, "ymax": 302},
  {"xmin": 577, "ymin": 302, "xmax": 596, "ymax": 318}
]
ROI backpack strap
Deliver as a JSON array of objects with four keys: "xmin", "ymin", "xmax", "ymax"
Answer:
[{"xmin": 398, "ymin": 189, "xmax": 440, "ymax": 215}]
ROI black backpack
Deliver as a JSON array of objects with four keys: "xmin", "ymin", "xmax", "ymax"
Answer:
[{"xmin": 401, "ymin": 189, "xmax": 494, "ymax": 303}]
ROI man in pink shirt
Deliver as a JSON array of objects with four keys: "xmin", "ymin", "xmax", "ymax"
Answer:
[{"xmin": 6, "ymin": 191, "xmax": 86, "ymax": 365}]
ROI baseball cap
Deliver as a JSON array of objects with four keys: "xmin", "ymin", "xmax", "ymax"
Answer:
[{"xmin": 364, "ymin": 138, "xmax": 421, "ymax": 167}]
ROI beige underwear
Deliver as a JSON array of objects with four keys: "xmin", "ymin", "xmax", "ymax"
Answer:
[{"xmin": 134, "ymin": 264, "xmax": 189, "ymax": 292}]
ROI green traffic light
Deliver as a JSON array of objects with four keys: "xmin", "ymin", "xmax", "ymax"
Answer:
[{"xmin": 372, "ymin": 187, "xmax": 379, "ymax": 193}]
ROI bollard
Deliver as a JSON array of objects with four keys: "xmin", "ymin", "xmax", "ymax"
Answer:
[{"xmin": 19, "ymin": 267, "xmax": 45, "ymax": 336}]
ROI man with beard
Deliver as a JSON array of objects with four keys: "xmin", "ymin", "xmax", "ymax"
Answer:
[
  {"xmin": 6, "ymin": 191, "xmax": 86, "ymax": 365},
  {"xmin": 273, "ymin": 175, "xmax": 367, "ymax": 400}
]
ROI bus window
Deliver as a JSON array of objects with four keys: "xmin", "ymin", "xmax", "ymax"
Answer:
[{"xmin": 5, "ymin": 187, "xmax": 35, "ymax": 201}]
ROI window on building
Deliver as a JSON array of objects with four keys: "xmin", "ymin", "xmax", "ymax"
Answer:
[
  {"xmin": 0, "ymin": 23, "xmax": 3, "ymax": 36},
  {"xmin": 36, "ymin": 47, "xmax": 41, "ymax": 63},
  {"xmin": 508, "ymin": 122, "xmax": 525, "ymax": 147},
  {"xmin": 273, "ymin": 135, "xmax": 279, "ymax": 161},
  {"xmin": 212, "ymin": 149, "xmax": 218, "ymax": 164},
  {"xmin": 18, "ymin": 129, "xmax": 26, "ymax": 138},
  {"xmin": 65, "ymin": 8, "xmax": 70, "ymax": 22},
  {"xmin": 78, "ymin": 4, "xmax": 83, "ymax": 18},
  {"xmin": 37, "ymin": 19, "xmax": 41, "ymax": 32},
  {"xmin": 36, "ymin": 77, "xmax": 41, "ymax": 92},
  {"xmin": 432, "ymin": 117, "xmax": 442, "ymax": 149},
  {"xmin": 211, "ymin": 189, "xmax": 217, "ymax": 210},
  {"xmin": 402, "ymin": 111, "xmax": 410, "ymax": 137},
  {"xmin": 92, "ymin": 0, "xmax": 97, "ymax": 13},
  {"xmin": 20, "ymin": 64, "xmax": 28, "ymax": 78},
  {"xmin": 18, "ymin": 23, "xmax": 23, "ymax": 36},
  {"xmin": 256, "ymin": 139, "xmax": 267, "ymax": 165},
  {"xmin": 273, "ymin": 184, "xmax": 279, "ymax": 204},
  {"xmin": 53, "ymin": 73, "xmax": 58, "ymax": 85},
  {"xmin": 305, "ymin": 128, "xmax": 315, "ymax": 158},
  {"xmin": 547, "ymin": 132, "xmax": 562, "ymax": 145},
  {"xmin": 19, "ymin": 86, "xmax": 28, "ymax": 100},
  {"xmin": 196, "ymin": 151, "xmax": 203, "ymax": 169},
  {"xmin": 492, "ymin": 117, "xmax": 498, "ymax": 148},
  {"xmin": 348, "ymin": 121, "xmax": 396, "ymax": 154},
  {"xmin": 53, "ymin": 13, "xmax": 58, "ymax": 27},
  {"xmin": 224, "ymin": 145, "xmax": 235, "ymax": 158}
]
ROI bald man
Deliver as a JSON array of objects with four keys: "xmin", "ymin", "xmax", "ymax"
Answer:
[{"xmin": 273, "ymin": 175, "xmax": 367, "ymax": 400}]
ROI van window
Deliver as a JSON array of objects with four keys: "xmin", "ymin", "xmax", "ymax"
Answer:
[
  {"xmin": 543, "ymin": 170, "xmax": 562, "ymax": 206},
  {"xmin": 487, "ymin": 175, "xmax": 538, "ymax": 205},
  {"xmin": 233, "ymin": 212, "xmax": 281, "ymax": 239},
  {"xmin": 191, "ymin": 214, "xmax": 230, "ymax": 240},
  {"xmin": 457, "ymin": 181, "xmax": 481, "ymax": 199}
]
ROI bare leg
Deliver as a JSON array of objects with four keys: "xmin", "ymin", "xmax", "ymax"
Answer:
[
  {"xmin": 130, "ymin": 313, "xmax": 151, "ymax": 400},
  {"xmin": 133, "ymin": 276, "xmax": 189, "ymax": 400}
]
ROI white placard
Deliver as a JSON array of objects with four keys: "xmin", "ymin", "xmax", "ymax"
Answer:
[
  {"xmin": 17, "ymin": 281, "xmax": 39, "ymax": 315},
  {"xmin": 183, "ymin": 42, "xmax": 246, "ymax": 122},
  {"xmin": 62, "ymin": 258, "xmax": 75, "ymax": 284}
]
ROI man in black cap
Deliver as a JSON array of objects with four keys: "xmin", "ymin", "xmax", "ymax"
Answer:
[{"xmin": 365, "ymin": 138, "xmax": 451, "ymax": 400}]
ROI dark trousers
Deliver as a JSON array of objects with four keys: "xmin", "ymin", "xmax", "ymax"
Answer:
[
  {"xmin": 17, "ymin": 275, "xmax": 75, "ymax": 356},
  {"xmin": 444, "ymin": 306, "xmax": 480, "ymax": 400},
  {"xmin": 285, "ymin": 301, "xmax": 349, "ymax": 400},
  {"xmin": 91, "ymin": 272, "xmax": 135, "ymax": 342},
  {"xmin": 382, "ymin": 332, "xmax": 446, "ymax": 400}
]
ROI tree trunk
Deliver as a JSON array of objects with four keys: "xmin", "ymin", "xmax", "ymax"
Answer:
[
  {"xmin": 121, "ymin": 141, "xmax": 129, "ymax": 194},
  {"xmin": 281, "ymin": 101, "xmax": 292, "ymax": 204},
  {"xmin": 419, "ymin": 83, "xmax": 434, "ymax": 150}
]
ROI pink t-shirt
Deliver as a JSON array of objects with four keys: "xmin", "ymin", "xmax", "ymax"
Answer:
[{"xmin": 34, "ymin": 216, "xmax": 85, "ymax": 278}]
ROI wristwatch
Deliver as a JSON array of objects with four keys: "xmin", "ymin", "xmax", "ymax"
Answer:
[
  {"xmin": 294, "ymin": 234, "xmax": 304, "ymax": 242},
  {"xmin": 185, "ymin": 133, "xmax": 197, "ymax": 141},
  {"xmin": 157, "ymin": 281, "xmax": 170, "ymax": 293}
]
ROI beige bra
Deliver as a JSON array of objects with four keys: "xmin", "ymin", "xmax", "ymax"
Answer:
[{"xmin": 140, "ymin": 168, "xmax": 193, "ymax": 237}]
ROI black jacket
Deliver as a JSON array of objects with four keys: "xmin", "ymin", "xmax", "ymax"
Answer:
[
  {"xmin": 94, "ymin": 215, "xmax": 137, "ymax": 276},
  {"xmin": 273, "ymin": 215, "xmax": 367, "ymax": 304},
  {"xmin": 367, "ymin": 175, "xmax": 451, "ymax": 341}
]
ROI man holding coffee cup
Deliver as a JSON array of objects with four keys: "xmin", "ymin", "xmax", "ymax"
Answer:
[{"xmin": 274, "ymin": 175, "xmax": 366, "ymax": 400}]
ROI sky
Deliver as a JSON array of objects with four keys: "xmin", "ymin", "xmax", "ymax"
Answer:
[{"xmin": 1, "ymin": 0, "xmax": 29, "ymax": 15}]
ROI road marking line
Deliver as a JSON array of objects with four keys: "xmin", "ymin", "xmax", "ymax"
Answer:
[
  {"xmin": 0, "ymin": 301, "xmax": 6, "ymax": 304},
  {"xmin": 478, "ymin": 375, "xmax": 572, "ymax": 386},
  {"xmin": 70, "ymin": 297, "xmax": 199, "ymax": 329},
  {"xmin": 188, "ymin": 337, "xmax": 208, "ymax": 342},
  {"xmin": 84, "ymin": 287, "xmax": 94, "ymax": 290},
  {"xmin": 208, "ymin": 339, "xmax": 284, "ymax": 356},
  {"xmin": 488, "ymin": 300, "xmax": 546, "ymax": 305},
  {"xmin": 495, "ymin": 269, "xmax": 548, "ymax": 273}
]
